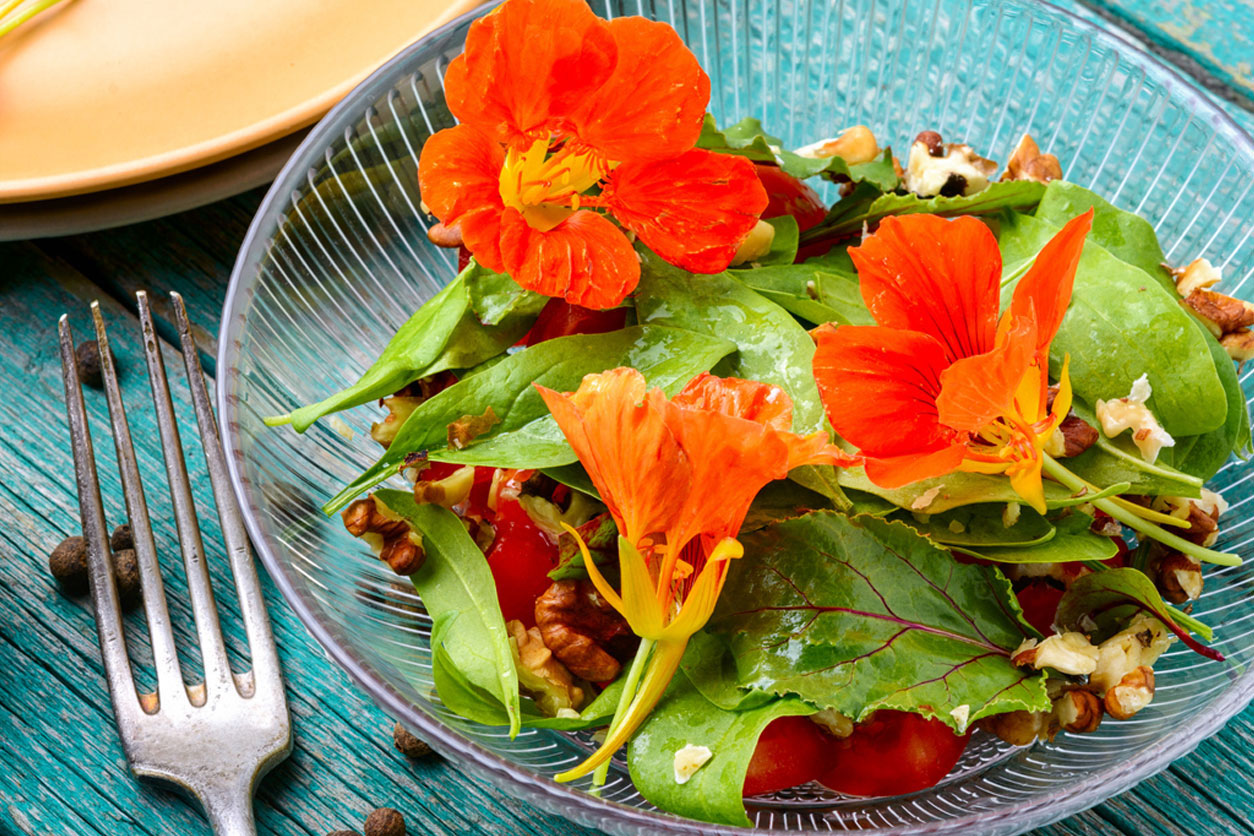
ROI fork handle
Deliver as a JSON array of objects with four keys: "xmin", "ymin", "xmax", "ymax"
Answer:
[{"xmin": 201, "ymin": 784, "xmax": 258, "ymax": 836}]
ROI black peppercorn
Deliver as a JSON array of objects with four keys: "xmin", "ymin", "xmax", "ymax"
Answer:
[
  {"xmin": 75, "ymin": 340, "xmax": 113, "ymax": 388},
  {"xmin": 49, "ymin": 536, "xmax": 89, "ymax": 596},
  {"xmin": 363, "ymin": 807, "xmax": 406, "ymax": 836},
  {"xmin": 112, "ymin": 548, "xmax": 142, "ymax": 610},
  {"xmin": 392, "ymin": 722, "xmax": 433, "ymax": 759},
  {"xmin": 110, "ymin": 524, "xmax": 133, "ymax": 552}
]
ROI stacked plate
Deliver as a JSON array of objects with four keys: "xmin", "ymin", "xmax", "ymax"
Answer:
[{"xmin": 0, "ymin": 0, "xmax": 483, "ymax": 239}]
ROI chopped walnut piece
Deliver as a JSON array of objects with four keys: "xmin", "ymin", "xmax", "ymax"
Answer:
[
  {"xmin": 371, "ymin": 394, "xmax": 425, "ymax": 448},
  {"xmin": 1000, "ymin": 134, "xmax": 1063, "ymax": 183},
  {"xmin": 427, "ymin": 221, "xmax": 464, "ymax": 248},
  {"xmin": 980, "ymin": 710, "xmax": 1051, "ymax": 746},
  {"xmin": 1104, "ymin": 666, "xmax": 1155, "ymax": 720},
  {"xmin": 413, "ymin": 464, "xmax": 476, "ymax": 509},
  {"xmin": 342, "ymin": 495, "xmax": 426, "ymax": 575},
  {"xmin": 1149, "ymin": 550, "xmax": 1203, "ymax": 603},
  {"xmin": 1052, "ymin": 687, "xmax": 1103, "ymax": 734},
  {"xmin": 793, "ymin": 125, "xmax": 881, "ymax": 165},
  {"xmin": 1182, "ymin": 288, "xmax": 1254, "ymax": 336},
  {"xmin": 1095, "ymin": 375, "xmax": 1174, "ymax": 463},
  {"xmin": 506, "ymin": 619, "xmax": 587, "ymax": 716},
  {"xmin": 535, "ymin": 579, "xmax": 636, "ymax": 681},
  {"xmin": 1012, "ymin": 631, "xmax": 1099, "ymax": 675},
  {"xmin": 447, "ymin": 406, "xmax": 500, "ymax": 450},
  {"xmin": 1044, "ymin": 384, "xmax": 1098, "ymax": 457},
  {"xmin": 1089, "ymin": 614, "xmax": 1173, "ymax": 694},
  {"xmin": 1171, "ymin": 257, "xmax": 1222, "ymax": 297},
  {"xmin": 1220, "ymin": 329, "xmax": 1254, "ymax": 365}
]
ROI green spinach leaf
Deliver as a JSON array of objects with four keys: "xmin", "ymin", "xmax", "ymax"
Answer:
[
  {"xmin": 800, "ymin": 180, "xmax": 1045, "ymax": 244},
  {"xmin": 710, "ymin": 512, "xmax": 1049, "ymax": 728},
  {"xmin": 1034, "ymin": 181, "xmax": 1174, "ymax": 291},
  {"xmin": 950, "ymin": 512, "xmax": 1119, "ymax": 564},
  {"xmin": 380, "ymin": 493, "xmax": 522, "ymax": 735},
  {"xmin": 325, "ymin": 326, "xmax": 735, "ymax": 513},
  {"xmin": 270, "ymin": 263, "xmax": 539, "ymax": 432},
  {"xmin": 729, "ymin": 263, "xmax": 873, "ymax": 327},
  {"xmin": 696, "ymin": 115, "xmax": 899, "ymax": 189},
  {"xmin": 998, "ymin": 211, "xmax": 1226, "ymax": 437},
  {"xmin": 756, "ymin": 216, "xmax": 800, "ymax": 266},
  {"xmin": 634, "ymin": 251, "xmax": 826, "ymax": 432},
  {"xmin": 837, "ymin": 467, "xmax": 1073, "ymax": 514},
  {"xmin": 627, "ymin": 674, "xmax": 812, "ymax": 827}
]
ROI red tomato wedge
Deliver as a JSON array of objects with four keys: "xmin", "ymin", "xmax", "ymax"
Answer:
[
  {"xmin": 743, "ymin": 716, "xmax": 828, "ymax": 797},
  {"xmin": 754, "ymin": 163, "xmax": 827, "ymax": 232},
  {"xmin": 484, "ymin": 498, "xmax": 558, "ymax": 627},
  {"xmin": 1015, "ymin": 580, "xmax": 1065, "ymax": 636},
  {"xmin": 816, "ymin": 710, "xmax": 970, "ymax": 797},
  {"xmin": 524, "ymin": 298, "xmax": 629, "ymax": 346}
]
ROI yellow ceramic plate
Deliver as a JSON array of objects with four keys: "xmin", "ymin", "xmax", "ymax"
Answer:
[{"xmin": 0, "ymin": 0, "xmax": 483, "ymax": 203}]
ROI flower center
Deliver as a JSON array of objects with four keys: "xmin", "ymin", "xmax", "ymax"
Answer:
[{"xmin": 498, "ymin": 137, "xmax": 616, "ymax": 232}]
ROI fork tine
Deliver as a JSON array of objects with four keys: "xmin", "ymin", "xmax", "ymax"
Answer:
[
  {"xmin": 91, "ymin": 302, "xmax": 186, "ymax": 706},
  {"xmin": 170, "ymin": 292, "xmax": 284, "ymax": 698},
  {"xmin": 59, "ymin": 316, "xmax": 142, "ymax": 725},
  {"xmin": 137, "ymin": 292, "xmax": 233, "ymax": 701}
]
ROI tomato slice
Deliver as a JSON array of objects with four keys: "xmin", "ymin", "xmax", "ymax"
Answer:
[
  {"xmin": 524, "ymin": 298, "xmax": 629, "ymax": 346},
  {"xmin": 816, "ymin": 710, "xmax": 970, "ymax": 797},
  {"xmin": 743, "ymin": 716, "xmax": 828, "ymax": 797},
  {"xmin": 754, "ymin": 163, "xmax": 827, "ymax": 233},
  {"xmin": 1015, "ymin": 580, "xmax": 1065, "ymax": 636},
  {"xmin": 484, "ymin": 498, "xmax": 558, "ymax": 626}
]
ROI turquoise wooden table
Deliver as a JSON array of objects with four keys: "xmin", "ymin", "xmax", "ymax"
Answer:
[{"xmin": 3, "ymin": 2, "xmax": 1254, "ymax": 834}]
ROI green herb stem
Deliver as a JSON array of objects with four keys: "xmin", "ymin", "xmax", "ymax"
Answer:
[
  {"xmin": 1042, "ymin": 454, "xmax": 1240, "ymax": 566},
  {"xmin": 592, "ymin": 637, "xmax": 655, "ymax": 788}
]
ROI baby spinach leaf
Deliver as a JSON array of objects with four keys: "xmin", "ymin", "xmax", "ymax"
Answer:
[
  {"xmin": 325, "ymin": 326, "xmax": 735, "ymax": 513},
  {"xmin": 710, "ymin": 512, "xmax": 1049, "ymax": 728},
  {"xmin": 679, "ymin": 631, "xmax": 776, "ymax": 711},
  {"xmin": 1064, "ymin": 401, "xmax": 1204, "ymax": 497},
  {"xmin": 381, "ymin": 493, "xmax": 522, "ymax": 736},
  {"xmin": 837, "ymin": 467, "xmax": 1072, "ymax": 514},
  {"xmin": 430, "ymin": 614, "xmax": 624, "ymax": 730},
  {"xmin": 627, "ymin": 674, "xmax": 813, "ymax": 827},
  {"xmin": 998, "ymin": 211, "xmax": 1226, "ymax": 437},
  {"xmin": 800, "ymin": 180, "xmax": 1046, "ymax": 244},
  {"xmin": 1034, "ymin": 181, "xmax": 1174, "ymax": 291},
  {"xmin": 465, "ymin": 265, "xmax": 548, "ymax": 326},
  {"xmin": 900, "ymin": 505, "xmax": 1055, "ymax": 548},
  {"xmin": 756, "ymin": 215, "xmax": 800, "ymax": 266},
  {"xmin": 696, "ymin": 115, "xmax": 899, "ymax": 189},
  {"xmin": 270, "ymin": 263, "xmax": 539, "ymax": 432},
  {"xmin": 1056, "ymin": 567, "xmax": 1215, "ymax": 649},
  {"xmin": 729, "ymin": 264, "xmax": 873, "ymax": 327},
  {"xmin": 741, "ymin": 478, "xmax": 834, "ymax": 534},
  {"xmin": 951, "ymin": 513, "xmax": 1119, "ymax": 564},
  {"xmin": 634, "ymin": 251, "xmax": 826, "ymax": 432},
  {"xmin": 1161, "ymin": 323, "xmax": 1252, "ymax": 479},
  {"xmin": 540, "ymin": 463, "xmax": 600, "ymax": 499}
]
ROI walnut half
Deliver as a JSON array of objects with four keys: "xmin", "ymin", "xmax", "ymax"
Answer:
[
  {"xmin": 1000, "ymin": 133, "xmax": 1063, "ymax": 183},
  {"xmin": 342, "ymin": 495, "xmax": 426, "ymax": 575},
  {"xmin": 535, "ymin": 579, "xmax": 637, "ymax": 682}
]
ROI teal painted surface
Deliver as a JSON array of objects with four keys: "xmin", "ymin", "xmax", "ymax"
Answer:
[{"xmin": 4, "ymin": 3, "xmax": 1254, "ymax": 833}]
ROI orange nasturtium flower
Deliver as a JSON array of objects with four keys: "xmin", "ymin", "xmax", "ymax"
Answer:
[
  {"xmin": 536, "ymin": 368, "xmax": 857, "ymax": 780},
  {"xmin": 812, "ymin": 209, "xmax": 1094, "ymax": 513},
  {"xmin": 417, "ymin": 0, "xmax": 768, "ymax": 310}
]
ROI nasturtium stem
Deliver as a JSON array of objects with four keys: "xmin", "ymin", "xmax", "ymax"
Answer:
[
  {"xmin": 592, "ymin": 636, "xmax": 656, "ymax": 788},
  {"xmin": 1042, "ymin": 454, "xmax": 1241, "ymax": 566}
]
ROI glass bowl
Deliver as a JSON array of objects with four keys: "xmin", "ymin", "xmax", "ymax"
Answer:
[{"xmin": 217, "ymin": 0, "xmax": 1254, "ymax": 833}]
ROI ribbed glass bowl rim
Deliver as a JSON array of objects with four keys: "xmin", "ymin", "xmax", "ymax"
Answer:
[{"xmin": 218, "ymin": 2, "xmax": 1254, "ymax": 833}]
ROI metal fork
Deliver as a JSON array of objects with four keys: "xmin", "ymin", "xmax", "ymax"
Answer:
[{"xmin": 58, "ymin": 292, "xmax": 292, "ymax": 835}]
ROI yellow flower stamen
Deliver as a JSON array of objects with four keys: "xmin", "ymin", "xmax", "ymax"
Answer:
[{"xmin": 498, "ymin": 137, "xmax": 616, "ymax": 231}]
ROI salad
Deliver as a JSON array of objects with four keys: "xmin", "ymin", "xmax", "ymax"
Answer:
[{"xmin": 267, "ymin": 0, "xmax": 1251, "ymax": 825}]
